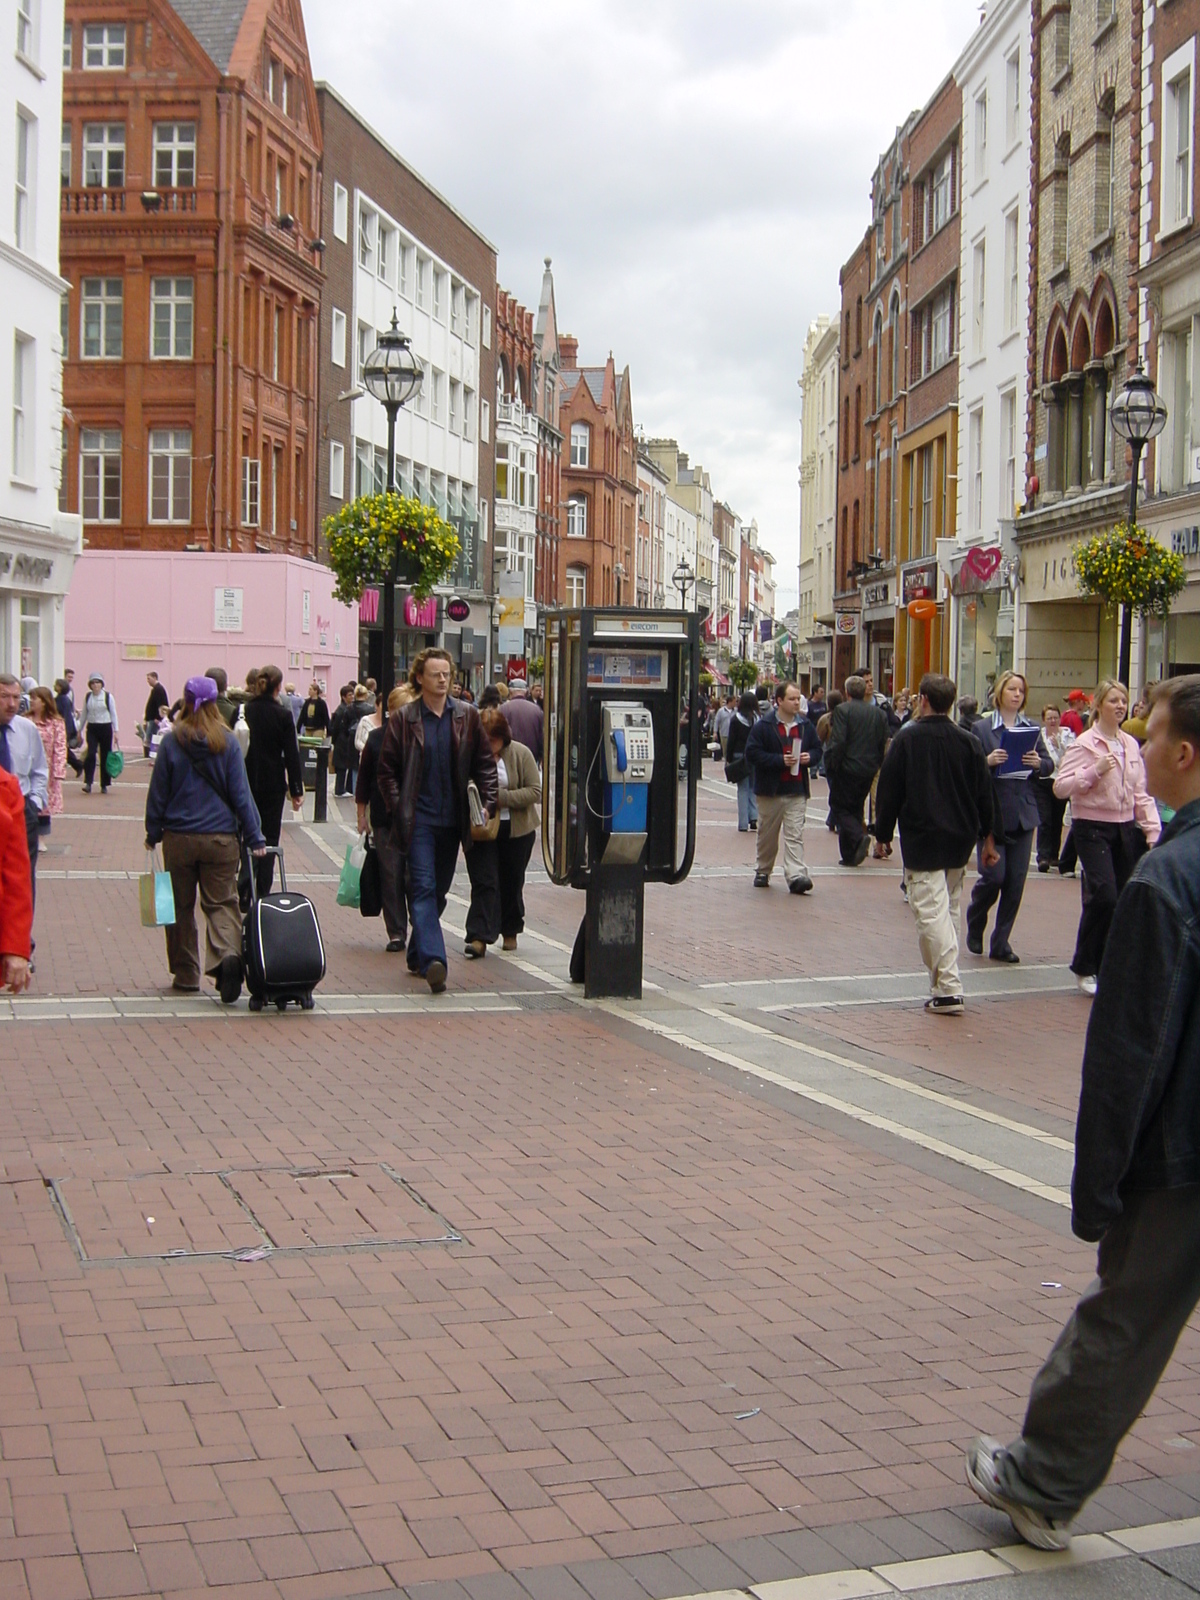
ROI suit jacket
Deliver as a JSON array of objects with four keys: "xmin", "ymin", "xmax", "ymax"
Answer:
[
  {"xmin": 497, "ymin": 740, "xmax": 541, "ymax": 837},
  {"xmin": 972, "ymin": 712, "xmax": 1050, "ymax": 840},
  {"xmin": 244, "ymin": 695, "xmax": 304, "ymax": 805}
]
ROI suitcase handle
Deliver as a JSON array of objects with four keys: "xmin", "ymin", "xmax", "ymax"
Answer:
[{"xmin": 246, "ymin": 844, "xmax": 287, "ymax": 903}]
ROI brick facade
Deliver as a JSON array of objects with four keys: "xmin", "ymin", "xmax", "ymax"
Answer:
[
  {"xmin": 557, "ymin": 338, "xmax": 636, "ymax": 609},
  {"xmin": 62, "ymin": 0, "xmax": 324, "ymax": 555}
]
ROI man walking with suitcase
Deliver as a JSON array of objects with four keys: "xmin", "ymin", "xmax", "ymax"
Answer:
[{"xmin": 377, "ymin": 649, "xmax": 497, "ymax": 993}]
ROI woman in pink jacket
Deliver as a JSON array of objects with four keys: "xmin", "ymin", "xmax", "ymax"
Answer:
[{"xmin": 1053, "ymin": 678, "xmax": 1160, "ymax": 996}]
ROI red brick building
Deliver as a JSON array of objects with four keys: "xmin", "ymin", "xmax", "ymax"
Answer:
[
  {"xmin": 61, "ymin": 0, "xmax": 324, "ymax": 554},
  {"xmin": 557, "ymin": 339, "xmax": 636, "ymax": 608}
]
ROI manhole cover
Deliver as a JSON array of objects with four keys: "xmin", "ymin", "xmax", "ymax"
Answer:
[
  {"xmin": 48, "ymin": 1163, "xmax": 460, "ymax": 1265},
  {"xmin": 50, "ymin": 1174, "xmax": 261, "ymax": 1261}
]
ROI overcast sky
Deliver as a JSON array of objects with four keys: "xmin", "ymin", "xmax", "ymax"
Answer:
[{"xmin": 306, "ymin": 0, "xmax": 977, "ymax": 610}]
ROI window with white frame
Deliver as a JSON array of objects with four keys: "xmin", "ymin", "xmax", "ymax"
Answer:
[
  {"xmin": 81, "ymin": 428, "xmax": 121, "ymax": 521},
  {"xmin": 1004, "ymin": 207, "xmax": 1019, "ymax": 333},
  {"xmin": 150, "ymin": 278, "xmax": 192, "ymax": 359},
  {"xmin": 495, "ymin": 443, "xmax": 510, "ymax": 501},
  {"xmin": 11, "ymin": 336, "xmax": 32, "ymax": 482},
  {"xmin": 480, "ymin": 396, "xmax": 490, "ymax": 443},
  {"xmin": 149, "ymin": 429, "xmax": 191, "ymax": 522},
  {"xmin": 332, "ymin": 181, "xmax": 347, "ymax": 241},
  {"xmin": 82, "ymin": 278, "xmax": 122, "ymax": 358},
  {"xmin": 451, "ymin": 280, "xmax": 465, "ymax": 337},
  {"xmin": 430, "ymin": 369, "xmax": 443, "ymax": 425},
  {"xmin": 329, "ymin": 440, "xmax": 344, "ymax": 501},
  {"xmin": 61, "ymin": 122, "xmax": 71, "ymax": 188},
  {"xmin": 331, "ymin": 308, "xmax": 346, "ymax": 367},
  {"xmin": 570, "ymin": 421, "xmax": 590, "ymax": 468},
  {"xmin": 567, "ymin": 495, "xmax": 587, "ymax": 538},
  {"xmin": 482, "ymin": 303, "xmax": 492, "ymax": 348},
  {"xmin": 358, "ymin": 206, "xmax": 377, "ymax": 270},
  {"xmin": 152, "ymin": 123, "xmax": 195, "ymax": 188},
  {"xmin": 1000, "ymin": 387, "xmax": 1017, "ymax": 515},
  {"xmin": 17, "ymin": 0, "xmax": 36, "ymax": 63},
  {"xmin": 433, "ymin": 270, "xmax": 444, "ymax": 322},
  {"xmin": 1162, "ymin": 43, "xmax": 1195, "ymax": 233},
  {"xmin": 930, "ymin": 284, "xmax": 954, "ymax": 370},
  {"xmin": 62, "ymin": 17, "xmax": 70, "ymax": 67},
  {"xmin": 972, "ymin": 240, "xmax": 986, "ymax": 356},
  {"xmin": 1163, "ymin": 320, "xmax": 1195, "ymax": 490},
  {"xmin": 82, "ymin": 22, "xmax": 124, "ymax": 67},
  {"xmin": 449, "ymin": 380, "xmax": 460, "ymax": 435},
  {"xmin": 356, "ymin": 321, "xmax": 373, "ymax": 383},
  {"xmin": 377, "ymin": 223, "xmax": 393, "ymax": 284},
  {"xmin": 974, "ymin": 91, "xmax": 988, "ymax": 183},
  {"xmin": 1006, "ymin": 49, "xmax": 1020, "ymax": 147},
  {"xmin": 968, "ymin": 407, "xmax": 983, "ymax": 534},
  {"xmin": 57, "ymin": 422, "xmax": 67, "ymax": 510},
  {"xmin": 415, "ymin": 255, "xmax": 429, "ymax": 310},
  {"xmin": 931, "ymin": 149, "xmax": 954, "ymax": 232},
  {"xmin": 398, "ymin": 243, "xmax": 410, "ymax": 299},
  {"xmin": 238, "ymin": 455, "xmax": 257, "ymax": 525},
  {"xmin": 464, "ymin": 292, "xmax": 477, "ymax": 344},
  {"xmin": 14, "ymin": 113, "xmax": 33, "ymax": 253},
  {"xmin": 566, "ymin": 566, "xmax": 587, "ymax": 607},
  {"xmin": 272, "ymin": 306, "xmax": 282, "ymax": 382},
  {"xmin": 83, "ymin": 122, "xmax": 124, "ymax": 187},
  {"xmin": 462, "ymin": 387, "xmax": 474, "ymax": 441}
]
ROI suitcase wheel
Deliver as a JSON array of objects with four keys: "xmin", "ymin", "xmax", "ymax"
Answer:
[
  {"xmin": 300, "ymin": 993, "xmax": 315, "ymax": 1011},
  {"xmin": 249, "ymin": 997, "xmax": 263, "ymax": 1013},
  {"xmin": 275, "ymin": 997, "xmax": 288, "ymax": 1012}
]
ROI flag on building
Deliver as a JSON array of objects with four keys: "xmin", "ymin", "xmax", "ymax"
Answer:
[
  {"xmin": 760, "ymin": 618, "xmax": 773, "ymax": 642},
  {"xmin": 716, "ymin": 612, "xmax": 731, "ymax": 639}
]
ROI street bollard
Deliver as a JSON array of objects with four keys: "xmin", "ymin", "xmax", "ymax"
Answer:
[{"xmin": 313, "ymin": 742, "xmax": 331, "ymax": 823}]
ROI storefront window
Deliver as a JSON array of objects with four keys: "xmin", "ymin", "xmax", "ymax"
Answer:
[
  {"xmin": 19, "ymin": 597, "xmax": 41, "ymax": 682},
  {"xmin": 956, "ymin": 590, "xmax": 1011, "ymax": 704},
  {"xmin": 1166, "ymin": 613, "xmax": 1200, "ymax": 675}
]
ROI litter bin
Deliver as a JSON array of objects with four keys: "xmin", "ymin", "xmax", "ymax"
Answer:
[{"xmin": 299, "ymin": 738, "xmax": 332, "ymax": 822}]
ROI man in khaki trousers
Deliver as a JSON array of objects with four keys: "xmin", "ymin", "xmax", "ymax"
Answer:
[
  {"xmin": 745, "ymin": 680, "xmax": 820, "ymax": 895},
  {"xmin": 873, "ymin": 673, "xmax": 997, "ymax": 1015}
]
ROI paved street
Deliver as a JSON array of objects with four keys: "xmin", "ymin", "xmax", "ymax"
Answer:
[{"xmin": 4, "ymin": 762, "xmax": 1200, "ymax": 1600}]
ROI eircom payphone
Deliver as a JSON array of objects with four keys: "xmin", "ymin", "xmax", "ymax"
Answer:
[{"xmin": 541, "ymin": 608, "xmax": 701, "ymax": 999}]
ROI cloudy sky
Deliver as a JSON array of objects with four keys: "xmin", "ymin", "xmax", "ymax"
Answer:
[{"xmin": 306, "ymin": 0, "xmax": 977, "ymax": 610}]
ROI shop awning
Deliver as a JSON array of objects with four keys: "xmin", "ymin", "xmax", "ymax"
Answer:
[{"xmin": 703, "ymin": 658, "xmax": 730, "ymax": 686}]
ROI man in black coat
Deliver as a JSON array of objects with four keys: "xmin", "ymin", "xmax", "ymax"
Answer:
[
  {"xmin": 329, "ymin": 686, "xmax": 358, "ymax": 796},
  {"xmin": 745, "ymin": 680, "xmax": 820, "ymax": 893},
  {"xmin": 874, "ymin": 674, "xmax": 996, "ymax": 1016},
  {"xmin": 967, "ymin": 675, "xmax": 1200, "ymax": 1551},
  {"xmin": 823, "ymin": 675, "xmax": 889, "ymax": 865}
]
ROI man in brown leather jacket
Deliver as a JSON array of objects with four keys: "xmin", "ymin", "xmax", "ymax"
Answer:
[{"xmin": 376, "ymin": 648, "xmax": 497, "ymax": 993}]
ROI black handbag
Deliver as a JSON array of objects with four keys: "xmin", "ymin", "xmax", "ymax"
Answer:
[{"xmin": 359, "ymin": 837, "xmax": 383, "ymax": 918}]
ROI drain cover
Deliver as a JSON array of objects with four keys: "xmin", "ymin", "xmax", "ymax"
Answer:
[{"xmin": 49, "ymin": 1174, "xmax": 260, "ymax": 1261}]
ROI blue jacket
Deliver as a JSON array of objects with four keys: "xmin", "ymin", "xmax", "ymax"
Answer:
[
  {"xmin": 1072, "ymin": 798, "xmax": 1200, "ymax": 1241},
  {"xmin": 745, "ymin": 713, "xmax": 821, "ymax": 799},
  {"xmin": 145, "ymin": 730, "xmax": 265, "ymax": 848}
]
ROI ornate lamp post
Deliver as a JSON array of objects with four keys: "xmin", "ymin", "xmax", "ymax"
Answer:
[
  {"xmin": 1109, "ymin": 366, "xmax": 1167, "ymax": 685},
  {"xmin": 361, "ymin": 310, "xmax": 424, "ymax": 693},
  {"xmin": 738, "ymin": 611, "xmax": 753, "ymax": 661},
  {"xmin": 672, "ymin": 558, "xmax": 695, "ymax": 611}
]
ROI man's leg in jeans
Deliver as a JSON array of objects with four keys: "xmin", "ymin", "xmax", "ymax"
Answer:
[
  {"xmin": 755, "ymin": 795, "xmax": 784, "ymax": 878},
  {"xmin": 905, "ymin": 868, "xmax": 963, "ymax": 996},
  {"xmin": 996, "ymin": 1185, "xmax": 1200, "ymax": 1519},
  {"xmin": 406, "ymin": 821, "xmax": 447, "ymax": 975}
]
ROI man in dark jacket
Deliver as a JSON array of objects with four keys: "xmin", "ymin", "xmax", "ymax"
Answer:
[
  {"xmin": 745, "ymin": 680, "xmax": 819, "ymax": 893},
  {"xmin": 823, "ymin": 675, "xmax": 889, "ymax": 865},
  {"xmin": 329, "ymin": 686, "xmax": 358, "ymax": 796},
  {"xmin": 967, "ymin": 674, "xmax": 1200, "ymax": 1551},
  {"xmin": 376, "ymin": 649, "xmax": 497, "ymax": 993},
  {"xmin": 501, "ymin": 678, "xmax": 543, "ymax": 763},
  {"xmin": 874, "ymin": 674, "xmax": 996, "ymax": 1015},
  {"xmin": 204, "ymin": 666, "xmax": 238, "ymax": 730}
]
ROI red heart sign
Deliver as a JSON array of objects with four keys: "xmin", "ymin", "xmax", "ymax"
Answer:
[{"xmin": 964, "ymin": 545, "xmax": 1002, "ymax": 582}]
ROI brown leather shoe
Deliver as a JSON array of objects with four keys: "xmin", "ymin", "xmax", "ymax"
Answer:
[{"xmin": 502, "ymin": 936, "xmax": 518, "ymax": 951}]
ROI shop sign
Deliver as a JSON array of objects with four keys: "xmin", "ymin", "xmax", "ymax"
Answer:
[
  {"xmin": 497, "ymin": 572, "xmax": 525, "ymax": 655},
  {"xmin": 446, "ymin": 596, "xmax": 471, "ymax": 623},
  {"xmin": 122, "ymin": 643, "xmax": 162, "ymax": 660},
  {"xmin": 213, "ymin": 587, "xmax": 244, "ymax": 632},
  {"xmin": 862, "ymin": 581, "xmax": 890, "ymax": 609},
  {"xmin": 901, "ymin": 562, "xmax": 938, "ymax": 603},
  {"xmin": 403, "ymin": 594, "xmax": 438, "ymax": 630},
  {"xmin": 834, "ymin": 612, "xmax": 858, "ymax": 636},
  {"xmin": 952, "ymin": 544, "xmax": 1004, "ymax": 595},
  {"xmin": 1171, "ymin": 525, "xmax": 1200, "ymax": 560},
  {"xmin": 359, "ymin": 587, "xmax": 380, "ymax": 624},
  {"xmin": 0, "ymin": 548, "xmax": 56, "ymax": 586}
]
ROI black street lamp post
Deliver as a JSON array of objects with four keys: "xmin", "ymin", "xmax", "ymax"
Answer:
[
  {"xmin": 1109, "ymin": 366, "xmax": 1168, "ymax": 686},
  {"xmin": 672, "ymin": 558, "xmax": 695, "ymax": 611},
  {"xmin": 360, "ymin": 310, "xmax": 424, "ymax": 694},
  {"xmin": 739, "ymin": 612, "xmax": 753, "ymax": 661}
]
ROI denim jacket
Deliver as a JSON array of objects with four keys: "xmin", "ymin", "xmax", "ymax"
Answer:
[{"xmin": 1072, "ymin": 798, "xmax": 1200, "ymax": 1240}]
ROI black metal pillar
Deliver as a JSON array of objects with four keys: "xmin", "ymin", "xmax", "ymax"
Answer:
[
  {"xmin": 380, "ymin": 403, "xmax": 399, "ymax": 696},
  {"xmin": 1120, "ymin": 440, "xmax": 1143, "ymax": 688}
]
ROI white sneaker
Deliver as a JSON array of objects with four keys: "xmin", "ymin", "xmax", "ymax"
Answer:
[
  {"xmin": 965, "ymin": 1436, "xmax": 1072, "ymax": 1551},
  {"xmin": 1077, "ymin": 974, "xmax": 1098, "ymax": 997}
]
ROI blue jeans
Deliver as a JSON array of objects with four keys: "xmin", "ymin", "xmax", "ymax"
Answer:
[
  {"xmin": 406, "ymin": 822, "xmax": 460, "ymax": 974},
  {"xmin": 737, "ymin": 776, "xmax": 758, "ymax": 831}
]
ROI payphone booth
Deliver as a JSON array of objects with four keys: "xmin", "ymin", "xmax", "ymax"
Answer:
[{"xmin": 541, "ymin": 608, "xmax": 701, "ymax": 999}]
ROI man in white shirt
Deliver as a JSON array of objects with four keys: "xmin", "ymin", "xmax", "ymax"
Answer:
[{"xmin": 0, "ymin": 674, "xmax": 49, "ymax": 907}]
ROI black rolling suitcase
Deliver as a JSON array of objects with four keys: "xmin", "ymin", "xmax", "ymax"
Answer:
[{"xmin": 242, "ymin": 846, "xmax": 326, "ymax": 1011}]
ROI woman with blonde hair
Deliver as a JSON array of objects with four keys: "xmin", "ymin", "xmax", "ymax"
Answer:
[
  {"xmin": 144, "ymin": 676, "xmax": 266, "ymax": 1001},
  {"xmin": 966, "ymin": 669, "xmax": 1051, "ymax": 964},
  {"xmin": 26, "ymin": 686, "xmax": 68, "ymax": 834},
  {"xmin": 1054, "ymin": 678, "xmax": 1160, "ymax": 995},
  {"xmin": 356, "ymin": 684, "xmax": 414, "ymax": 951}
]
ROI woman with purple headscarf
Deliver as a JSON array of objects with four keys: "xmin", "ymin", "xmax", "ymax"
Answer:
[{"xmin": 144, "ymin": 676, "xmax": 266, "ymax": 1003}]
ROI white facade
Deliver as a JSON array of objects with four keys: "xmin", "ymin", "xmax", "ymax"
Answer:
[
  {"xmin": 798, "ymin": 315, "xmax": 839, "ymax": 672},
  {"xmin": 1, "ymin": 0, "xmax": 81, "ymax": 680},
  {"xmin": 636, "ymin": 454, "xmax": 667, "ymax": 606},
  {"xmin": 951, "ymin": 0, "xmax": 1030, "ymax": 695},
  {"xmin": 493, "ymin": 395, "xmax": 538, "ymax": 602},
  {"xmin": 663, "ymin": 496, "xmax": 697, "ymax": 609},
  {"xmin": 347, "ymin": 191, "xmax": 482, "ymax": 538}
]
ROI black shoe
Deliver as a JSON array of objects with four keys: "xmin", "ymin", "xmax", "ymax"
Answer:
[
  {"xmin": 217, "ymin": 953, "xmax": 242, "ymax": 1005},
  {"xmin": 748, "ymin": 820, "xmax": 757, "ymax": 830},
  {"xmin": 789, "ymin": 875, "xmax": 813, "ymax": 895},
  {"xmin": 386, "ymin": 938, "xmax": 404, "ymax": 953},
  {"xmin": 753, "ymin": 872, "xmax": 770, "ymax": 888},
  {"xmin": 925, "ymin": 995, "xmax": 965, "ymax": 1017},
  {"xmin": 990, "ymin": 948, "xmax": 1020, "ymax": 964},
  {"xmin": 966, "ymin": 933, "xmax": 983, "ymax": 955},
  {"xmin": 426, "ymin": 960, "xmax": 447, "ymax": 993},
  {"xmin": 1037, "ymin": 860, "xmax": 1051, "ymax": 873},
  {"xmin": 851, "ymin": 836, "xmax": 871, "ymax": 867}
]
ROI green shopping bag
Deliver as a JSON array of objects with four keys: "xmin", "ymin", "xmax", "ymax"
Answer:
[
  {"xmin": 105, "ymin": 749, "xmax": 124, "ymax": 778},
  {"xmin": 139, "ymin": 849, "xmax": 176, "ymax": 927},
  {"xmin": 336, "ymin": 835, "xmax": 366, "ymax": 907}
]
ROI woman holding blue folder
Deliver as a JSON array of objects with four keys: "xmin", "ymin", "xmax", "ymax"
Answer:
[{"xmin": 966, "ymin": 671, "xmax": 1051, "ymax": 964}]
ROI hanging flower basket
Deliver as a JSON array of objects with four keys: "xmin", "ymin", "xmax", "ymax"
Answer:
[
  {"xmin": 323, "ymin": 492, "xmax": 460, "ymax": 605},
  {"xmin": 1074, "ymin": 525, "xmax": 1187, "ymax": 619}
]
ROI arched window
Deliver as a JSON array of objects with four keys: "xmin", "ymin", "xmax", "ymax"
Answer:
[
  {"xmin": 889, "ymin": 292, "xmax": 900, "ymax": 399},
  {"xmin": 872, "ymin": 310, "xmax": 883, "ymax": 412}
]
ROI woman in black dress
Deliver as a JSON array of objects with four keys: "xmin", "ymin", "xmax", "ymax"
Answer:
[{"xmin": 242, "ymin": 663, "xmax": 304, "ymax": 904}]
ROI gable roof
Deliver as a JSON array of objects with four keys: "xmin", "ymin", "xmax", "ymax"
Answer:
[
  {"xmin": 167, "ymin": 0, "xmax": 251, "ymax": 71},
  {"xmin": 583, "ymin": 370, "xmax": 605, "ymax": 406}
]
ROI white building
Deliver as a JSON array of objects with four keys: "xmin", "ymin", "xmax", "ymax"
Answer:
[
  {"xmin": 951, "ymin": 0, "xmax": 1030, "ymax": 703},
  {"xmin": 663, "ymin": 495, "xmax": 697, "ymax": 610},
  {"xmin": 798, "ymin": 315, "xmax": 839, "ymax": 690},
  {"xmin": 2, "ymin": 0, "xmax": 81, "ymax": 680}
]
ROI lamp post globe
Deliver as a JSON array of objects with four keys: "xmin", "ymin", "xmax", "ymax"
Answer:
[
  {"xmin": 672, "ymin": 558, "xmax": 695, "ymax": 610},
  {"xmin": 362, "ymin": 309, "xmax": 424, "ymax": 694},
  {"xmin": 1109, "ymin": 366, "xmax": 1168, "ymax": 686}
]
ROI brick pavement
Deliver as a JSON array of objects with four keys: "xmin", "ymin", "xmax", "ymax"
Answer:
[{"xmin": 2, "ymin": 763, "xmax": 1197, "ymax": 1600}]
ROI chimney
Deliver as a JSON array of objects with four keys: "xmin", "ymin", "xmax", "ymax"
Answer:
[{"xmin": 560, "ymin": 335, "xmax": 578, "ymax": 369}]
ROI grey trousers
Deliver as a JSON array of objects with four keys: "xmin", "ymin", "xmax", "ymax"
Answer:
[{"xmin": 998, "ymin": 1184, "xmax": 1200, "ymax": 1518}]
